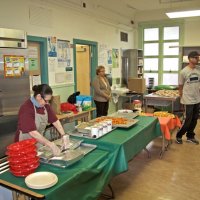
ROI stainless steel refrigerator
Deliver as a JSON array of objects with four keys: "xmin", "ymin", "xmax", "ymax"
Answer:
[
  {"xmin": 121, "ymin": 49, "xmax": 143, "ymax": 87},
  {"xmin": 0, "ymin": 28, "xmax": 30, "ymax": 158}
]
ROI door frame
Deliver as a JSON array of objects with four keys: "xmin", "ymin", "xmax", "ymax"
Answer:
[
  {"xmin": 27, "ymin": 36, "xmax": 48, "ymax": 84},
  {"xmin": 73, "ymin": 39, "xmax": 98, "ymax": 93}
]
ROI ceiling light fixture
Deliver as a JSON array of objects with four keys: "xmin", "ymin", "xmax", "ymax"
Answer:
[{"xmin": 166, "ymin": 10, "xmax": 200, "ymax": 18}]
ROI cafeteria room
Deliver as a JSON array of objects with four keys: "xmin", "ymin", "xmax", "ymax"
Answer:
[{"xmin": 0, "ymin": 0, "xmax": 200, "ymax": 200}]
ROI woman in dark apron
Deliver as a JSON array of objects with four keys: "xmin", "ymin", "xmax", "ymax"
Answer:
[{"xmin": 15, "ymin": 84, "xmax": 66, "ymax": 156}]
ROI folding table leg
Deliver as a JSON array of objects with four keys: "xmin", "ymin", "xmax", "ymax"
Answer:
[
  {"xmin": 101, "ymin": 183, "xmax": 115, "ymax": 199},
  {"xmin": 143, "ymin": 147, "xmax": 151, "ymax": 158},
  {"xmin": 159, "ymin": 133, "xmax": 166, "ymax": 159}
]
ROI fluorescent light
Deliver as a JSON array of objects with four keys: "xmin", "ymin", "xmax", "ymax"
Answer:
[{"xmin": 166, "ymin": 10, "xmax": 200, "ymax": 18}]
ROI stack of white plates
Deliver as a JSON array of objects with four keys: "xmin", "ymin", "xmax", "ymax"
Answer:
[{"xmin": 25, "ymin": 172, "xmax": 58, "ymax": 189}]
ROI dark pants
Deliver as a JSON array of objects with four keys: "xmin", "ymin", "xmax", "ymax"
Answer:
[
  {"xmin": 94, "ymin": 100, "xmax": 109, "ymax": 117},
  {"xmin": 176, "ymin": 103, "xmax": 200, "ymax": 139}
]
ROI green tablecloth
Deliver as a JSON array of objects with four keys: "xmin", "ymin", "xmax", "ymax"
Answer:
[
  {"xmin": 0, "ymin": 149, "xmax": 116, "ymax": 200},
  {"xmin": 0, "ymin": 116, "xmax": 162, "ymax": 200},
  {"xmin": 75, "ymin": 116, "xmax": 162, "ymax": 175}
]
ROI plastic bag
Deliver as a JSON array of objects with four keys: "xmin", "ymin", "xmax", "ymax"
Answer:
[
  {"xmin": 60, "ymin": 102, "xmax": 77, "ymax": 113},
  {"xmin": 76, "ymin": 95, "xmax": 92, "ymax": 111}
]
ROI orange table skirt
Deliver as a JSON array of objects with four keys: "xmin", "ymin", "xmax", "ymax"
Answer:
[{"xmin": 143, "ymin": 113, "xmax": 181, "ymax": 140}]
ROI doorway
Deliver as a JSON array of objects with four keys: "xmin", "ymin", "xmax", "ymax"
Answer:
[
  {"xmin": 76, "ymin": 44, "xmax": 91, "ymax": 95},
  {"xmin": 73, "ymin": 39, "xmax": 98, "ymax": 96},
  {"xmin": 27, "ymin": 36, "xmax": 48, "ymax": 84}
]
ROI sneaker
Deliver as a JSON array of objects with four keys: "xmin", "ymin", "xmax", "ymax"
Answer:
[
  {"xmin": 176, "ymin": 137, "xmax": 183, "ymax": 144},
  {"xmin": 186, "ymin": 138, "xmax": 199, "ymax": 145}
]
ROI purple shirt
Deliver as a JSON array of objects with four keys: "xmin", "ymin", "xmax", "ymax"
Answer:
[{"xmin": 15, "ymin": 99, "xmax": 57, "ymax": 141}]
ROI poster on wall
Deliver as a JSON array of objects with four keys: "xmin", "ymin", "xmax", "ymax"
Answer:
[
  {"xmin": 28, "ymin": 45, "xmax": 40, "ymax": 75},
  {"xmin": 48, "ymin": 36, "xmax": 57, "ymax": 57},
  {"xmin": 107, "ymin": 50, "xmax": 112, "ymax": 65},
  {"xmin": 4, "ymin": 55, "xmax": 25, "ymax": 77},
  {"xmin": 66, "ymin": 71, "xmax": 74, "ymax": 84},
  {"xmin": 112, "ymin": 49, "xmax": 119, "ymax": 68},
  {"xmin": 29, "ymin": 58, "xmax": 38, "ymax": 71},
  {"xmin": 98, "ymin": 44, "xmax": 107, "ymax": 66},
  {"xmin": 48, "ymin": 57, "xmax": 57, "ymax": 72},
  {"xmin": 57, "ymin": 39, "xmax": 71, "ymax": 68}
]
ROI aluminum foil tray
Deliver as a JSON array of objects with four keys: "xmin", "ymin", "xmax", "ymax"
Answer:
[
  {"xmin": 38, "ymin": 139, "xmax": 96, "ymax": 168},
  {"xmin": 75, "ymin": 143, "xmax": 97, "ymax": 155},
  {"xmin": 109, "ymin": 112, "xmax": 139, "ymax": 119},
  {"xmin": 47, "ymin": 150, "xmax": 84, "ymax": 168},
  {"xmin": 68, "ymin": 128, "xmax": 116, "ymax": 139},
  {"xmin": 54, "ymin": 138, "xmax": 83, "ymax": 150},
  {"xmin": 76, "ymin": 122, "xmax": 96, "ymax": 134}
]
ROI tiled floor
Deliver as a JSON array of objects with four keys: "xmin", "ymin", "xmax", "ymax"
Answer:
[{"xmin": 101, "ymin": 120, "xmax": 200, "ymax": 200}]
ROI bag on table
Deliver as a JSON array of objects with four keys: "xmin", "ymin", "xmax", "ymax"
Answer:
[
  {"xmin": 76, "ymin": 95, "xmax": 92, "ymax": 111},
  {"xmin": 67, "ymin": 91, "xmax": 80, "ymax": 104},
  {"xmin": 60, "ymin": 102, "xmax": 78, "ymax": 113}
]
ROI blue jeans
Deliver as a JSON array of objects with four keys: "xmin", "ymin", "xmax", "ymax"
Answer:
[{"xmin": 176, "ymin": 103, "xmax": 200, "ymax": 138}]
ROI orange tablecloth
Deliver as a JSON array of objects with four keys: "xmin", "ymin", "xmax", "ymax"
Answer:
[{"xmin": 143, "ymin": 113, "xmax": 181, "ymax": 140}]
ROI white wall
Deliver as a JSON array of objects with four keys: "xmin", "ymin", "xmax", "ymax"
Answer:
[
  {"xmin": 0, "ymin": 0, "xmax": 135, "ymax": 87},
  {"xmin": 184, "ymin": 17, "xmax": 200, "ymax": 46},
  {"xmin": 0, "ymin": 0, "xmax": 136, "ymax": 102}
]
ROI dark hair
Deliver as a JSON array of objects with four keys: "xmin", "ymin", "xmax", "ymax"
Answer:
[
  {"xmin": 32, "ymin": 84, "xmax": 53, "ymax": 98},
  {"xmin": 188, "ymin": 51, "xmax": 199, "ymax": 59}
]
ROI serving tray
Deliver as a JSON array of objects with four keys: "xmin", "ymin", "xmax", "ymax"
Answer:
[
  {"xmin": 38, "ymin": 139, "xmax": 96, "ymax": 168},
  {"xmin": 109, "ymin": 112, "xmax": 139, "ymax": 119},
  {"xmin": 68, "ymin": 128, "xmax": 116, "ymax": 139},
  {"xmin": 93, "ymin": 117, "xmax": 139, "ymax": 128}
]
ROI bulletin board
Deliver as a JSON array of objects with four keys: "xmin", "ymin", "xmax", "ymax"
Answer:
[
  {"xmin": 47, "ymin": 36, "xmax": 73, "ymax": 85},
  {"xmin": 4, "ymin": 55, "xmax": 25, "ymax": 78}
]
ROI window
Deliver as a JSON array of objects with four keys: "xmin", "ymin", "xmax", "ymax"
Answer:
[{"xmin": 140, "ymin": 24, "xmax": 181, "ymax": 86}]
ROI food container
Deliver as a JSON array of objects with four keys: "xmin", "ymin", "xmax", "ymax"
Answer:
[
  {"xmin": 101, "ymin": 122, "xmax": 108, "ymax": 135},
  {"xmin": 105, "ymin": 120, "xmax": 112, "ymax": 131},
  {"xmin": 96, "ymin": 124, "xmax": 103, "ymax": 137},
  {"xmin": 8, "ymin": 155, "xmax": 39, "ymax": 165},
  {"xmin": 10, "ymin": 157, "xmax": 39, "ymax": 171},
  {"xmin": 76, "ymin": 122, "xmax": 95, "ymax": 134},
  {"xmin": 6, "ymin": 150, "xmax": 37, "ymax": 158},
  {"xmin": 133, "ymin": 100, "xmax": 142, "ymax": 114},
  {"xmin": 7, "ymin": 139, "xmax": 39, "ymax": 177},
  {"xmin": 10, "ymin": 163, "xmax": 39, "ymax": 177},
  {"xmin": 39, "ymin": 142, "xmax": 97, "ymax": 168},
  {"xmin": 7, "ymin": 139, "xmax": 37, "ymax": 152},
  {"xmin": 91, "ymin": 127, "xmax": 99, "ymax": 138}
]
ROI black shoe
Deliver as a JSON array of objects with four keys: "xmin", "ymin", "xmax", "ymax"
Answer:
[
  {"xmin": 186, "ymin": 138, "xmax": 199, "ymax": 145},
  {"xmin": 176, "ymin": 137, "xmax": 183, "ymax": 144}
]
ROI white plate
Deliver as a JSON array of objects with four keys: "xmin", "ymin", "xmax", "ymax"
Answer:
[
  {"xmin": 118, "ymin": 109, "xmax": 133, "ymax": 113},
  {"xmin": 25, "ymin": 172, "xmax": 58, "ymax": 189}
]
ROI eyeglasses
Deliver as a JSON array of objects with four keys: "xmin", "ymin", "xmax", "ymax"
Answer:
[
  {"xmin": 41, "ymin": 95, "xmax": 51, "ymax": 103},
  {"xmin": 41, "ymin": 97, "xmax": 49, "ymax": 103}
]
